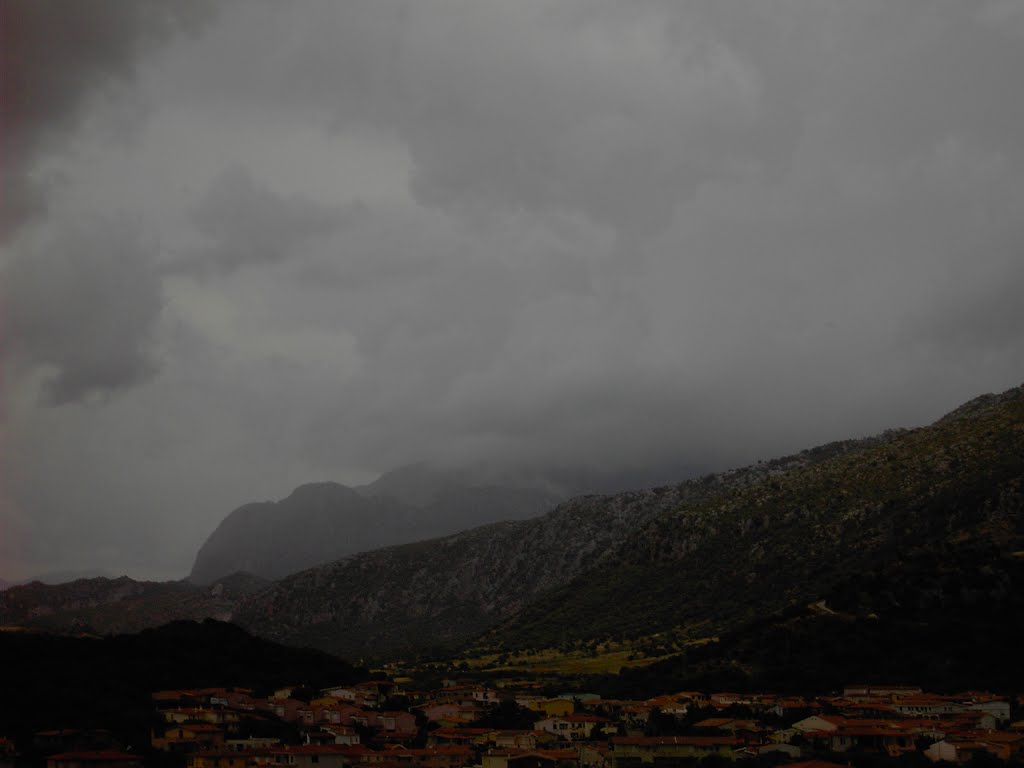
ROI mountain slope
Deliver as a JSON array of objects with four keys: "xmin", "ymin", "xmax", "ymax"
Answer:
[
  {"xmin": 6, "ymin": 385, "xmax": 1022, "ymax": 668},
  {"xmin": 231, "ymin": 428, "xmax": 909, "ymax": 658},
  {"xmin": 0, "ymin": 574, "xmax": 260, "ymax": 635},
  {"xmin": 592, "ymin": 542, "xmax": 1024, "ymax": 697},
  {"xmin": 190, "ymin": 471, "xmax": 561, "ymax": 584},
  {"xmin": 491, "ymin": 385, "xmax": 1024, "ymax": 649},
  {"xmin": 190, "ymin": 483, "xmax": 403, "ymax": 583},
  {"xmin": 234, "ymin": 384, "xmax": 1024, "ymax": 661}
]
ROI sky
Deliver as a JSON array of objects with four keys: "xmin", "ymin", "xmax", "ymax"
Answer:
[{"xmin": 2, "ymin": 0, "xmax": 1023, "ymax": 581}]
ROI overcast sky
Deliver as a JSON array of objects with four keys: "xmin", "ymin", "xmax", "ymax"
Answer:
[{"xmin": 2, "ymin": 0, "xmax": 1023, "ymax": 581}]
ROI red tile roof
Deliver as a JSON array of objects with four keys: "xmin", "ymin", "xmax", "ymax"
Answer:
[
  {"xmin": 271, "ymin": 745, "xmax": 371, "ymax": 755},
  {"xmin": 613, "ymin": 737, "xmax": 740, "ymax": 747}
]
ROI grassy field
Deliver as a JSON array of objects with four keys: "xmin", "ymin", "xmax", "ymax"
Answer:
[{"xmin": 454, "ymin": 635, "xmax": 717, "ymax": 675}]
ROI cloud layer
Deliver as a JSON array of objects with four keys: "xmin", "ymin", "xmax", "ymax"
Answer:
[
  {"xmin": 0, "ymin": 0, "xmax": 212, "ymax": 238},
  {"xmin": 2, "ymin": 0, "xmax": 1024, "ymax": 579},
  {"xmin": 2, "ymin": 220, "xmax": 163, "ymax": 404}
]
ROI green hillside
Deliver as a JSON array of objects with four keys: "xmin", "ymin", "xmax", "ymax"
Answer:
[{"xmin": 479, "ymin": 387, "xmax": 1024, "ymax": 651}]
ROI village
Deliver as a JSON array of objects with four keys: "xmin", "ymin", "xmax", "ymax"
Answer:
[{"xmin": 16, "ymin": 681, "xmax": 1024, "ymax": 768}]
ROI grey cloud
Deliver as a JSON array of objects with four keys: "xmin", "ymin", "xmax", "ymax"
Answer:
[
  {"xmin": 6, "ymin": 0, "xmax": 1024, "ymax": 580},
  {"xmin": 0, "ymin": 0, "xmax": 215, "ymax": 238},
  {"xmin": 910, "ymin": 256, "xmax": 1024, "ymax": 354},
  {"xmin": 294, "ymin": 137, "xmax": 1024, "ymax": 481},
  {"xmin": 178, "ymin": 165, "xmax": 358, "ymax": 274},
  {"xmin": 157, "ymin": 2, "xmax": 772, "ymax": 235},
  {"xmin": 166, "ymin": 1, "xmax": 1024, "ymax": 238},
  {"xmin": 340, "ymin": 2, "xmax": 768, "ymax": 235},
  {"xmin": 2, "ymin": 220, "xmax": 164, "ymax": 404}
]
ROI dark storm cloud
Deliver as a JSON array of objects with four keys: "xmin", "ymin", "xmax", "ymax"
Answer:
[
  {"xmin": 1, "ymin": 219, "xmax": 163, "ymax": 404},
  {"xmin": 168, "ymin": 2, "xmax": 1024, "ymax": 237},
  {"xmin": 149, "ymin": 0, "xmax": 1024, "ymax": 479},
  {"xmin": 0, "ymin": 0, "xmax": 214, "ymax": 238},
  {"xmin": 5, "ymin": 0, "xmax": 1024, "ymax": 580},
  {"xmin": 178, "ymin": 165, "xmax": 359, "ymax": 274},
  {"xmin": 0, "ymin": 0, "xmax": 218, "ymax": 408},
  {"xmin": 910, "ymin": 256, "xmax": 1024, "ymax": 354},
  {"xmin": 269, "ymin": 1, "xmax": 770, "ymax": 235}
]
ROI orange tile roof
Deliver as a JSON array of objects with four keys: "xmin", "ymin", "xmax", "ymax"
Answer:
[
  {"xmin": 613, "ymin": 737, "xmax": 740, "ymax": 747},
  {"xmin": 271, "ymin": 745, "xmax": 371, "ymax": 755}
]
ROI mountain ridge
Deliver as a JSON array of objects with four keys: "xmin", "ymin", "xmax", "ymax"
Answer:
[
  {"xmin": 3, "ymin": 383, "xmax": 1021, "ymax": 669},
  {"xmin": 189, "ymin": 467, "xmax": 563, "ymax": 584},
  {"xmin": 232, "ymin": 383, "xmax": 1024, "ymax": 659}
]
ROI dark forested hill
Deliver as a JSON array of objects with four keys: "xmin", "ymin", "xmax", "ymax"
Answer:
[{"xmin": 0, "ymin": 619, "xmax": 361, "ymax": 750}]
